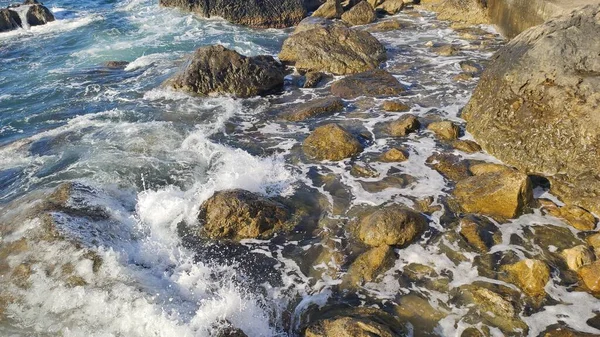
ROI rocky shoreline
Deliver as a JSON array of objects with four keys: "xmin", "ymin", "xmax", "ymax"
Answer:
[
  {"xmin": 0, "ymin": 0, "xmax": 55, "ymax": 32},
  {"xmin": 0, "ymin": 0, "xmax": 599, "ymax": 336}
]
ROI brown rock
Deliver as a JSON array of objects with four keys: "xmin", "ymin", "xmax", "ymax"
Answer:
[
  {"xmin": 312, "ymin": 0, "xmax": 343, "ymax": 19},
  {"xmin": 452, "ymin": 140, "xmax": 481, "ymax": 153},
  {"xmin": 379, "ymin": 147, "xmax": 409, "ymax": 162},
  {"xmin": 382, "ymin": 100, "xmax": 410, "ymax": 112},
  {"xmin": 504, "ymin": 259, "xmax": 550, "ymax": 298},
  {"xmin": 350, "ymin": 163, "xmax": 380, "ymax": 178},
  {"xmin": 341, "ymin": 245, "xmax": 395, "ymax": 288},
  {"xmin": 469, "ymin": 163, "xmax": 513, "ymax": 176},
  {"xmin": 303, "ymin": 124, "xmax": 363, "ymax": 161},
  {"xmin": 355, "ymin": 205, "xmax": 427, "ymax": 247},
  {"xmin": 304, "ymin": 71, "xmax": 325, "ymax": 88},
  {"xmin": 395, "ymin": 294, "xmax": 447, "ymax": 323},
  {"xmin": 453, "ymin": 169, "xmax": 534, "ymax": 219},
  {"xmin": 459, "ymin": 216, "xmax": 501, "ymax": 253},
  {"xmin": 561, "ymin": 245, "xmax": 595, "ymax": 271},
  {"xmin": 331, "ymin": 70, "xmax": 405, "ymax": 99},
  {"xmin": 376, "ymin": 0, "xmax": 404, "ymax": 15},
  {"xmin": 304, "ymin": 309, "xmax": 404, "ymax": 337},
  {"xmin": 198, "ymin": 189, "xmax": 289, "ymax": 241},
  {"xmin": 426, "ymin": 153, "xmax": 471, "ymax": 182},
  {"xmin": 341, "ymin": 1, "xmax": 376, "ymax": 26},
  {"xmin": 385, "ymin": 114, "xmax": 420, "ymax": 136},
  {"xmin": 578, "ymin": 261, "xmax": 600, "ymax": 293},
  {"xmin": 547, "ymin": 205, "xmax": 597, "ymax": 231},
  {"xmin": 365, "ymin": 19, "xmax": 409, "ymax": 32},
  {"xmin": 427, "ymin": 121, "xmax": 460, "ymax": 140},
  {"xmin": 431, "ymin": 44, "xmax": 459, "ymax": 56},
  {"xmin": 282, "ymin": 97, "xmax": 344, "ymax": 121}
]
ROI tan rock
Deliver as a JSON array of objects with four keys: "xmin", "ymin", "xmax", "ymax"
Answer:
[
  {"xmin": 376, "ymin": 0, "xmax": 404, "ymax": 15},
  {"xmin": 350, "ymin": 163, "xmax": 380, "ymax": 178},
  {"xmin": 379, "ymin": 148, "xmax": 409, "ymax": 162},
  {"xmin": 578, "ymin": 261, "xmax": 600, "ymax": 293},
  {"xmin": 385, "ymin": 114, "xmax": 420, "ymax": 136},
  {"xmin": 452, "ymin": 139, "xmax": 481, "ymax": 153},
  {"xmin": 304, "ymin": 308, "xmax": 404, "ymax": 337},
  {"xmin": 365, "ymin": 19, "xmax": 409, "ymax": 32},
  {"xmin": 303, "ymin": 124, "xmax": 363, "ymax": 161},
  {"xmin": 469, "ymin": 163, "xmax": 513, "ymax": 176},
  {"xmin": 459, "ymin": 216, "xmax": 501, "ymax": 253},
  {"xmin": 427, "ymin": 121, "xmax": 460, "ymax": 140},
  {"xmin": 504, "ymin": 259, "xmax": 550, "ymax": 298},
  {"xmin": 453, "ymin": 169, "xmax": 534, "ymax": 219},
  {"xmin": 355, "ymin": 205, "xmax": 427, "ymax": 247},
  {"xmin": 281, "ymin": 97, "xmax": 344, "ymax": 121},
  {"xmin": 304, "ymin": 71, "xmax": 325, "ymax": 88},
  {"xmin": 587, "ymin": 233, "xmax": 600, "ymax": 258},
  {"xmin": 313, "ymin": 0, "xmax": 343, "ymax": 19},
  {"xmin": 341, "ymin": 245, "xmax": 395, "ymax": 288},
  {"xmin": 341, "ymin": 1, "xmax": 376, "ymax": 26},
  {"xmin": 426, "ymin": 153, "xmax": 471, "ymax": 182},
  {"xmin": 547, "ymin": 205, "xmax": 597, "ymax": 231},
  {"xmin": 561, "ymin": 245, "xmax": 595, "ymax": 271},
  {"xmin": 330, "ymin": 70, "xmax": 405, "ymax": 99},
  {"xmin": 431, "ymin": 44, "xmax": 459, "ymax": 56},
  {"xmin": 382, "ymin": 100, "xmax": 410, "ymax": 112}
]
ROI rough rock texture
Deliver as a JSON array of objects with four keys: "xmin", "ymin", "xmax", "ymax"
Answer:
[
  {"xmin": 166, "ymin": 45, "xmax": 284, "ymax": 97},
  {"xmin": 355, "ymin": 205, "xmax": 427, "ymax": 247},
  {"xmin": 279, "ymin": 25, "xmax": 387, "ymax": 75},
  {"xmin": 303, "ymin": 124, "xmax": 363, "ymax": 161},
  {"xmin": 26, "ymin": 4, "xmax": 55, "ymax": 26},
  {"xmin": 546, "ymin": 204, "xmax": 597, "ymax": 231},
  {"xmin": 421, "ymin": 0, "xmax": 489, "ymax": 25},
  {"xmin": 459, "ymin": 216, "xmax": 501, "ymax": 253},
  {"xmin": 504, "ymin": 259, "xmax": 550, "ymax": 298},
  {"xmin": 426, "ymin": 153, "xmax": 471, "ymax": 182},
  {"xmin": 462, "ymin": 5, "xmax": 600, "ymax": 215},
  {"xmin": 304, "ymin": 308, "xmax": 405, "ymax": 337},
  {"xmin": 198, "ymin": 189, "xmax": 289, "ymax": 240},
  {"xmin": 304, "ymin": 71, "xmax": 325, "ymax": 88},
  {"xmin": 452, "ymin": 139, "xmax": 481, "ymax": 153},
  {"xmin": 427, "ymin": 121, "xmax": 460, "ymax": 140},
  {"xmin": 313, "ymin": 0, "xmax": 343, "ymax": 19},
  {"xmin": 376, "ymin": 0, "xmax": 404, "ymax": 14},
  {"xmin": 379, "ymin": 147, "xmax": 409, "ymax": 162},
  {"xmin": 578, "ymin": 261, "xmax": 600, "ymax": 293},
  {"xmin": 0, "ymin": 8, "xmax": 21, "ymax": 32},
  {"xmin": 330, "ymin": 70, "xmax": 404, "ymax": 99},
  {"xmin": 341, "ymin": 1, "xmax": 376, "ymax": 26},
  {"xmin": 453, "ymin": 169, "xmax": 534, "ymax": 219},
  {"xmin": 384, "ymin": 114, "xmax": 420, "ymax": 136},
  {"xmin": 469, "ymin": 163, "xmax": 513, "ymax": 176},
  {"xmin": 382, "ymin": 100, "xmax": 410, "ymax": 112},
  {"xmin": 561, "ymin": 245, "xmax": 595, "ymax": 271},
  {"xmin": 341, "ymin": 245, "xmax": 395, "ymax": 288},
  {"xmin": 158, "ymin": 0, "xmax": 307, "ymax": 28},
  {"xmin": 282, "ymin": 97, "xmax": 344, "ymax": 121}
]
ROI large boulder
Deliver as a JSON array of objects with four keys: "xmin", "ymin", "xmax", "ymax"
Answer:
[
  {"xmin": 26, "ymin": 4, "xmax": 54, "ymax": 26},
  {"xmin": 341, "ymin": 1, "xmax": 376, "ymax": 26},
  {"xmin": 0, "ymin": 8, "xmax": 21, "ymax": 32},
  {"xmin": 166, "ymin": 45, "xmax": 284, "ymax": 98},
  {"xmin": 503, "ymin": 259, "xmax": 550, "ymax": 298},
  {"xmin": 158, "ymin": 0, "xmax": 307, "ymax": 28},
  {"xmin": 462, "ymin": 5, "xmax": 600, "ymax": 215},
  {"xmin": 279, "ymin": 24, "xmax": 387, "ymax": 75},
  {"xmin": 330, "ymin": 70, "xmax": 404, "ymax": 99},
  {"xmin": 452, "ymin": 169, "xmax": 534, "ymax": 220},
  {"xmin": 197, "ymin": 189, "xmax": 290, "ymax": 241},
  {"xmin": 312, "ymin": 0, "xmax": 343, "ymax": 19},
  {"xmin": 354, "ymin": 205, "xmax": 427, "ymax": 247},
  {"xmin": 303, "ymin": 123, "xmax": 363, "ymax": 161},
  {"xmin": 304, "ymin": 308, "xmax": 406, "ymax": 337}
]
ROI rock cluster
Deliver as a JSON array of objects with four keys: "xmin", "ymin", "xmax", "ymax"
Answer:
[{"xmin": 0, "ymin": 1, "xmax": 54, "ymax": 32}]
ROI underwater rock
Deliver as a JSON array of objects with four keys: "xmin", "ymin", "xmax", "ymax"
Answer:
[
  {"xmin": 379, "ymin": 147, "xmax": 409, "ymax": 162},
  {"xmin": 282, "ymin": 97, "xmax": 344, "ymax": 122},
  {"xmin": 341, "ymin": 245, "xmax": 395, "ymax": 288},
  {"xmin": 330, "ymin": 70, "xmax": 404, "ymax": 98}
]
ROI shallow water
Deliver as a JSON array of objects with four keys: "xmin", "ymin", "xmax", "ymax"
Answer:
[{"xmin": 0, "ymin": 0, "xmax": 599, "ymax": 336}]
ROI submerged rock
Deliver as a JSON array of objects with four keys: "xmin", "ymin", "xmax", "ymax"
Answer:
[
  {"xmin": 166, "ymin": 45, "xmax": 284, "ymax": 98},
  {"xmin": 158, "ymin": 0, "xmax": 307, "ymax": 28},
  {"xmin": 503, "ymin": 259, "xmax": 550, "ymax": 298},
  {"xmin": 341, "ymin": 1, "xmax": 376, "ymax": 26},
  {"xmin": 462, "ymin": 5, "xmax": 600, "ymax": 215},
  {"xmin": 453, "ymin": 169, "xmax": 533, "ymax": 219},
  {"xmin": 330, "ymin": 70, "xmax": 404, "ymax": 99},
  {"xmin": 282, "ymin": 97, "xmax": 344, "ymax": 121},
  {"xmin": 279, "ymin": 24, "xmax": 386, "ymax": 75},
  {"xmin": 197, "ymin": 189, "xmax": 290, "ymax": 240},
  {"xmin": 341, "ymin": 245, "xmax": 395, "ymax": 288},
  {"xmin": 303, "ymin": 123, "xmax": 363, "ymax": 161},
  {"xmin": 354, "ymin": 205, "xmax": 427, "ymax": 247}
]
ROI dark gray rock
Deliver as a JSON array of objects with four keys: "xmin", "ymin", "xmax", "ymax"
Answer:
[{"xmin": 0, "ymin": 8, "xmax": 21, "ymax": 32}]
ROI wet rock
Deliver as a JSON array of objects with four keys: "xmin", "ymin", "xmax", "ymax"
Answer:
[
  {"xmin": 382, "ymin": 100, "xmax": 410, "ymax": 112},
  {"xmin": 365, "ymin": 19, "xmax": 404, "ymax": 32},
  {"xmin": 453, "ymin": 73, "xmax": 473, "ymax": 82},
  {"xmin": 503, "ymin": 259, "xmax": 550, "ymax": 298},
  {"xmin": 304, "ymin": 308, "xmax": 405, "ymax": 337},
  {"xmin": 303, "ymin": 123, "xmax": 363, "ymax": 161},
  {"xmin": 462, "ymin": 5, "xmax": 600, "ymax": 215},
  {"xmin": 26, "ymin": 4, "xmax": 55, "ymax": 26},
  {"xmin": 354, "ymin": 205, "xmax": 427, "ymax": 247},
  {"xmin": 379, "ymin": 147, "xmax": 409, "ymax": 162},
  {"xmin": 578, "ymin": 261, "xmax": 600, "ymax": 293},
  {"xmin": 197, "ymin": 189, "xmax": 290, "ymax": 241},
  {"xmin": 531, "ymin": 225, "xmax": 584, "ymax": 255},
  {"xmin": 312, "ymin": 0, "xmax": 343, "ymax": 19},
  {"xmin": 350, "ymin": 163, "xmax": 380, "ymax": 178},
  {"xmin": 304, "ymin": 71, "xmax": 325, "ymax": 88},
  {"xmin": 376, "ymin": 0, "xmax": 403, "ymax": 15},
  {"xmin": 341, "ymin": 245, "xmax": 395, "ymax": 288},
  {"xmin": 431, "ymin": 44, "xmax": 459, "ymax": 56},
  {"xmin": 453, "ymin": 169, "xmax": 534, "ymax": 219},
  {"xmin": 452, "ymin": 139, "xmax": 481, "ymax": 153},
  {"xmin": 0, "ymin": 8, "xmax": 21, "ymax": 32},
  {"xmin": 561, "ymin": 245, "xmax": 595, "ymax": 272},
  {"xmin": 279, "ymin": 24, "xmax": 386, "ymax": 75},
  {"xmin": 461, "ymin": 327, "xmax": 491, "ymax": 337},
  {"xmin": 427, "ymin": 121, "xmax": 460, "ymax": 141},
  {"xmin": 459, "ymin": 60, "xmax": 483, "ymax": 75},
  {"xmin": 587, "ymin": 233, "xmax": 600, "ymax": 258},
  {"xmin": 546, "ymin": 205, "xmax": 597, "ymax": 231},
  {"xmin": 359, "ymin": 173, "xmax": 415, "ymax": 193},
  {"xmin": 282, "ymin": 97, "xmax": 344, "ymax": 121},
  {"xmin": 103, "ymin": 61, "xmax": 130, "ymax": 69},
  {"xmin": 158, "ymin": 0, "xmax": 307, "ymax": 28},
  {"xmin": 330, "ymin": 70, "xmax": 405, "ymax": 99},
  {"xmin": 426, "ymin": 153, "xmax": 471, "ymax": 182},
  {"xmin": 166, "ymin": 45, "xmax": 284, "ymax": 98},
  {"xmin": 309, "ymin": 238, "xmax": 345, "ymax": 280},
  {"xmin": 459, "ymin": 215, "xmax": 501, "ymax": 253},
  {"xmin": 384, "ymin": 114, "xmax": 420, "ymax": 136},
  {"xmin": 341, "ymin": 1, "xmax": 376, "ymax": 26},
  {"xmin": 394, "ymin": 294, "xmax": 447, "ymax": 327},
  {"xmin": 468, "ymin": 162, "xmax": 512, "ymax": 176}
]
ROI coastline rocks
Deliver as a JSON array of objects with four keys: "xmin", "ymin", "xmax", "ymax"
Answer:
[
  {"xmin": 459, "ymin": 216, "xmax": 501, "ymax": 253},
  {"xmin": 452, "ymin": 139, "xmax": 481, "ymax": 153},
  {"xmin": 545, "ymin": 204, "xmax": 597, "ymax": 231},
  {"xmin": 0, "ymin": 9, "xmax": 21, "ymax": 32},
  {"xmin": 26, "ymin": 4, "xmax": 55, "ymax": 26},
  {"xmin": 312, "ymin": 0, "xmax": 343, "ymax": 19},
  {"xmin": 376, "ymin": 0, "xmax": 403, "ymax": 15},
  {"xmin": 331, "ymin": 70, "xmax": 404, "ymax": 99},
  {"xmin": 304, "ymin": 308, "xmax": 405, "ymax": 337},
  {"xmin": 282, "ymin": 97, "xmax": 344, "ymax": 121},
  {"xmin": 462, "ymin": 5, "xmax": 600, "ymax": 215},
  {"xmin": 0, "ymin": 1, "xmax": 55, "ymax": 33},
  {"xmin": 578, "ymin": 261, "xmax": 600, "ymax": 293},
  {"xmin": 197, "ymin": 189, "xmax": 290, "ymax": 241},
  {"xmin": 503, "ymin": 259, "xmax": 550, "ymax": 298},
  {"xmin": 158, "ymin": 0, "xmax": 307, "ymax": 28},
  {"xmin": 303, "ymin": 124, "xmax": 363, "ymax": 161},
  {"xmin": 421, "ymin": 0, "xmax": 489, "ymax": 26},
  {"xmin": 279, "ymin": 25, "xmax": 387, "ymax": 75},
  {"xmin": 427, "ymin": 121, "xmax": 460, "ymax": 141},
  {"xmin": 166, "ymin": 45, "xmax": 284, "ymax": 98},
  {"xmin": 561, "ymin": 245, "xmax": 595, "ymax": 272},
  {"xmin": 341, "ymin": 1, "xmax": 376, "ymax": 26},
  {"xmin": 379, "ymin": 147, "xmax": 409, "ymax": 162},
  {"xmin": 453, "ymin": 169, "xmax": 533, "ymax": 219},
  {"xmin": 341, "ymin": 245, "xmax": 395, "ymax": 288},
  {"xmin": 354, "ymin": 205, "xmax": 427, "ymax": 247},
  {"xmin": 384, "ymin": 114, "xmax": 420, "ymax": 136},
  {"xmin": 382, "ymin": 100, "xmax": 410, "ymax": 112}
]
